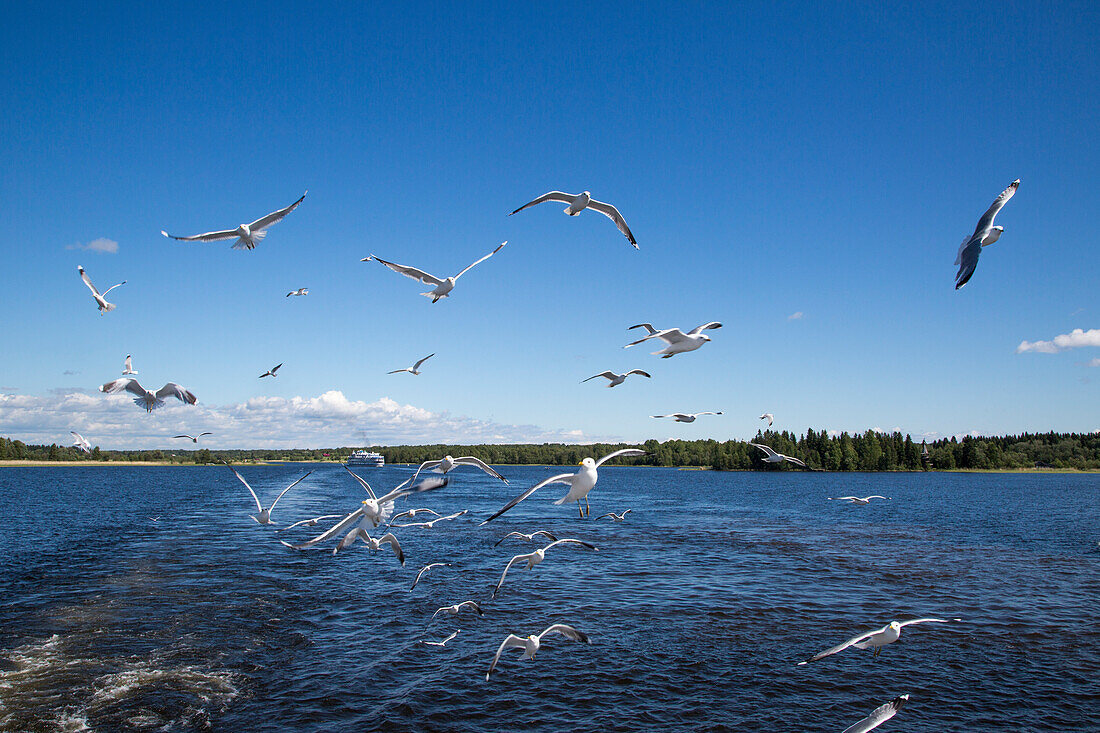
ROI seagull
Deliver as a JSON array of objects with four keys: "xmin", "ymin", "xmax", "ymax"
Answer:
[
  {"xmin": 362, "ymin": 241, "xmax": 507, "ymax": 303},
  {"xmin": 759, "ymin": 412, "xmax": 773, "ymax": 427},
  {"xmin": 650, "ymin": 412, "xmax": 722, "ymax": 423},
  {"xmin": 829, "ymin": 495, "xmax": 890, "ymax": 505},
  {"xmin": 581, "ymin": 370, "xmax": 651, "ymax": 388},
  {"xmin": 278, "ymin": 514, "xmax": 343, "ymax": 532},
  {"xmin": 398, "ymin": 454, "xmax": 508, "ymax": 489},
  {"xmin": 331, "ymin": 530, "xmax": 405, "ymax": 562},
  {"xmin": 161, "ymin": 192, "xmax": 307, "ymax": 250},
  {"xmin": 227, "ymin": 464, "xmax": 313, "ymax": 525},
  {"xmin": 122, "ymin": 355, "xmax": 138, "ymax": 375},
  {"xmin": 411, "ymin": 562, "xmax": 453, "ymax": 591},
  {"xmin": 286, "ymin": 288, "xmax": 309, "ymax": 297},
  {"xmin": 750, "ymin": 443, "xmax": 818, "ymax": 470},
  {"xmin": 842, "ymin": 695, "xmax": 910, "ymax": 733},
  {"xmin": 954, "ymin": 179, "xmax": 1020, "ymax": 289},
  {"xmin": 148, "ymin": 516, "xmax": 160, "ymax": 523},
  {"xmin": 483, "ymin": 448, "xmax": 645, "ymax": 521},
  {"xmin": 418, "ymin": 630, "xmax": 460, "ymax": 648},
  {"xmin": 596, "ymin": 510, "xmax": 631, "ymax": 522},
  {"xmin": 259, "ymin": 363, "xmax": 282, "ymax": 378},
  {"xmin": 486, "ymin": 624, "xmax": 591, "ymax": 681},
  {"xmin": 282, "ymin": 474, "xmax": 449, "ymax": 551},
  {"xmin": 172, "ymin": 433, "xmax": 213, "ymax": 443},
  {"xmin": 624, "ymin": 322, "xmax": 721, "ymax": 358},
  {"xmin": 99, "ymin": 378, "xmax": 197, "ymax": 412},
  {"xmin": 70, "ymin": 431, "xmax": 91, "ymax": 453},
  {"xmin": 388, "ymin": 353, "xmax": 435, "ymax": 375},
  {"xmin": 78, "ymin": 266, "xmax": 125, "ymax": 313},
  {"xmin": 491, "ymin": 538, "xmax": 597, "ymax": 599},
  {"xmin": 391, "ymin": 510, "xmax": 468, "ymax": 529},
  {"xmin": 510, "ymin": 190, "xmax": 637, "ymax": 248},
  {"xmin": 493, "ymin": 530, "xmax": 559, "ymax": 548},
  {"xmin": 798, "ymin": 618, "xmax": 963, "ymax": 664},
  {"xmin": 431, "ymin": 601, "xmax": 484, "ymax": 621},
  {"xmin": 390, "ymin": 508, "xmax": 442, "ymax": 523}
]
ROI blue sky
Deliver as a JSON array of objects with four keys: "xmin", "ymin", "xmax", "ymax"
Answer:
[{"xmin": 1, "ymin": 2, "xmax": 1098, "ymax": 448}]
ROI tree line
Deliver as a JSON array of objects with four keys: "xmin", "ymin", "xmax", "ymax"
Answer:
[{"xmin": 3, "ymin": 430, "xmax": 1099, "ymax": 470}]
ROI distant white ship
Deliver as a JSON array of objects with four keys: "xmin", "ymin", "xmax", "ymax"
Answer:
[{"xmin": 345, "ymin": 450, "xmax": 384, "ymax": 467}]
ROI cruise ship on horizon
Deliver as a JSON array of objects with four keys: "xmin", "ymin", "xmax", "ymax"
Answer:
[{"xmin": 345, "ymin": 450, "xmax": 384, "ymax": 467}]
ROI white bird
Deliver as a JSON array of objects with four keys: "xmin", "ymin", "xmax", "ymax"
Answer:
[
  {"xmin": 650, "ymin": 412, "xmax": 722, "ymax": 423},
  {"xmin": 362, "ymin": 241, "xmax": 507, "ymax": 303},
  {"xmin": 78, "ymin": 266, "xmax": 125, "ymax": 313},
  {"xmin": 278, "ymin": 515, "xmax": 343, "ymax": 532},
  {"xmin": 482, "ymin": 448, "xmax": 645, "ymax": 522},
  {"xmin": 493, "ymin": 530, "xmax": 559, "ymax": 548},
  {"xmin": 486, "ymin": 624, "xmax": 591, "ymax": 681},
  {"xmin": 259, "ymin": 363, "xmax": 282, "ymax": 378},
  {"xmin": 411, "ymin": 562, "xmax": 453, "ymax": 591},
  {"xmin": 331, "ymin": 530, "xmax": 405, "ymax": 562},
  {"xmin": 161, "ymin": 192, "xmax": 307, "ymax": 250},
  {"xmin": 388, "ymin": 353, "xmax": 435, "ymax": 375},
  {"xmin": 286, "ymin": 288, "xmax": 309, "ymax": 298},
  {"xmin": 492, "ymin": 538, "xmax": 597, "ymax": 599},
  {"xmin": 391, "ymin": 510, "xmax": 468, "ymax": 529},
  {"xmin": 798, "ymin": 618, "xmax": 963, "ymax": 664},
  {"xmin": 70, "ymin": 431, "xmax": 91, "ymax": 453},
  {"xmin": 390, "ymin": 508, "xmax": 442, "ymax": 523},
  {"xmin": 418, "ymin": 630, "xmax": 461, "ymax": 648},
  {"xmin": 750, "ymin": 442, "xmax": 817, "ymax": 470},
  {"xmin": 510, "ymin": 190, "xmax": 637, "ymax": 248},
  {"xmin": 759, "ymin": 412, "xmax": 773, "ymax": 426},
  {"xmin": 99, "ymin": 378, "xmax": 197, "ymax": 412},
  {"xmin": 148, "ymin": 516, "xmax": 160, "ymax": 523},
  {"xmin": 623, "ymin": 322, "xmax": 722, "ymax": 358},
  {"xmin": 398, "ymin": 454, "xmax": 508, "ymax": 488},
  {"xmin": 282, "ymin": 474, "xmax": 449, "ymax": 551},
  {"xmin": 955, "ymin": 179, "xmax": 1020, "ymax": 289},
  {"xmin": 842, "ymin": 694, "xmax": 910, "ymax": 733},
  {"xmin": 172, "ymin": 433, "xmax": 213, "ymax": 443},
  {"xmin": 828, "ymin": 495, "xmax": 890, "ymax": 505},
  {"xmin": 596, "ymin": 510, "xmax": 631, "ymax": 522},
  {"xmin": 122, "ymin": 355, "xmax": 138, "ymax": 375},
  {"xmin": 581, "ymin": 370, "xmax": 651, "ymax": 388},
  {"xmin": 227, "ymin": 464, "xmax": 313, "ymax": 525},
  {"xmin": 431, "ymin": 601, "xmax": 484, "ymax": 621}
]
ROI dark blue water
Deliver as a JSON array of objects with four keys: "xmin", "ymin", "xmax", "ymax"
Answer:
[{"xmin": 0, "ymin": 465, "xmax": 1097, "ymax": 731}]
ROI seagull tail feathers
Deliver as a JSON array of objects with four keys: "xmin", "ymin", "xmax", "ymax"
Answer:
[{"xmin": 102, "ymin": 302, "xmax": 116, "ymax": 312}]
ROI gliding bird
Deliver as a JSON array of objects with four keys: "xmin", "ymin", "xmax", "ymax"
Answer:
[
  {"xmin": 798, "ymin": 618, "xmax": 963, "ymax": 664},
  {"xmin": 172, "ymin": 433, "xmax": 213, "ymax": 443},
  {"xmin": 388, "ymin": 353, "xmax": 435, "ymax": 375},
  {"xmin": 398, "ymin": 454, "xmax": 508, "ymax": 489},
  {"xmin": 750, "ymin": 443, "xmax": 818, "ymax": 470},
  {"xmin": 161, "ymin": 192, "xmax": 307, "ymax": 250},
  {"xmin": 70, "ymin": 431, "xmax": 91, "ymax": 454},
  {"xmin": 286, "ymin": 288, "xmax": 308, "ymax": 297},
  {"xmin": 486, "ymin": 624, "xmax": 591, "ymax": 680},
  {"xmin": 431, "ymin": 601, "xmax": 484, "ymax": 621},
  {"xmin": 122, "ymin": 355, "xmax": 138, "ymax": 375},
  {"xmin": 597, "ymin": 510, "xmax": 631, "ymax": 522},
  {"xmin": 624, "ymin": 322, "xmax": 722, "ymax": 358},
  {"xmin": 78, "ymin": 266, "xmax": 125, "ymax": 313},
  {"xmin": 411, "ymin": 562, "xmax": 453, "ymax": 591},
  {"xmin": 418, "ymin": 630, "xmax": 460, "ymax": 648},
  {"xmin": 759, "ymin": 412, "xmax": 773, "ymax": 426},
  {"xmin": 650, "ymin": 412, "xmax": 722, "ymax": 423},
  {"xmin": 362, "ymin": 241, "xmax": 506, "ymax": 303},
  {"xmin": 391, "ymin": 510, "xmax": 468, "ymax": 529},
  {"xmin": 828, "ymin": 495, "xmax": 890, "ymax": 505},
  {"xmin": 331, "ymin": 530, "xmax": 404, "ymax": 562},
  {"xmin": 259, "ymin": 363, "xmax": 282, "ymax": 378},
  {"xmin": 954, "ymin": 179, "xmax": 1020, "ymax": 289},
  {"xmin": 582, "ymin": 370, "xmax": 651, "ymax": 388},
  {"xmin": 99, "ymin": 378, "xmax": 197, "ymax": 412},
  {"xmin": 491, "ymin": 538, "xmax": 597, "ymax": 599},
  {"xmin": 227, "ymin": 464, "xmax": 313, "ymax": 525},
  {"xmin": 493, "ymin": 530, "xmax": 559, "ymax": 548},
  {"xmin": 510, "ymin": 190, "xmax": 637, "ymax": 248}
]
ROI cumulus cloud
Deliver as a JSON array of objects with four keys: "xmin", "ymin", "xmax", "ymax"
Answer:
[
  {"xmin": 1016, "ymin": 328, "xmax": 1100, "ymax": 354},
  {"xmin": 0, "ymin": 390, "xmax": 613, "ymax": 449},
  {"xmin": 787, "ymin": 311, "xmax": 804, "ymax": 320},
  {"xmin": 66, "ymin": 237, "xmax": 119, "ymax": 254}
]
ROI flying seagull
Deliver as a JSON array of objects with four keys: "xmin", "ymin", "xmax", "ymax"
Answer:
[
  {"xmin": 398, "ymin": 454, "xmax": 508, "ymax": 489},
  {"xmin": 597, "ymin": 510, "xmax": 631, "ymax": 522},
  {"xmin": 842, "ymin": 695, "xmax": 910, "ymax": 733},
  {"xmin": 491, "ymin": 538, "xmax": 597, "ymax": 599},
  {"xmin": 388, "ymin": 353, "xmax": 435, "ymax": 375},
  {"xmin": 331, "ymin": 530, "xmax": 405, "ymax": 562},
  {"xmin": 431, "ymin": 601, "xmax": 484, "ymax": 621},
  {"xmin": 759, "ymin": 412, "xmax": 773, "ymax": 427},
  {"xmin": 411, "ymin": 562, "xmax": 453, "ymax": 591},
  {"xmin": 227, "ymin": 464, "xmax": 313, "ymax": 525},
  {"xmin": 954, "ymin": 179, "xmax": 1020, "ymax": 289},
  {"xmin": 418, "ymin": 630, "xmax": 461, "ymax": 648},
  {"xmin": 482, "ymin": 448, "xmax": 645, "ymax": 521},
  {"xmin": 259, "ymin": 363, "xmax": 282, "ymax": 378},
  {"xmin": 122, "ymin": 355, "xmax": 138, "ymax": 375},
  {"xmin": 99, "ymin": 378, "xmax": 197, "ymax": 412},
  {"xmin": 581, "ymin": 370, "xmax": 651, "ymax": 388},
  {"xmin": 750, "ymin": 442, "xmax": 818, "ymax": 470},
  {"xmin": 391, "ymin": 509, "xmax": 468, "ymax": 529},
  {"xmin": 510, "ymin": 190, "xmax": 637, "ymax": 248},
  {"xmin": 828, "ymin": 495, "xmax": 890, "ymax": 505},
  {"xmin": 362, "ymin": 241, "xmax": 507, "ymax": 303},
  {"xmin": 390, "ymin": 508, "xmax": 442, "ymax": 523},
  {"xmin": 624, "ymin": 322, "xmax": 722, "ymax": 358},
  {"xmin": 486, "ymin": 624, "xmax": 591, "ymax": 681},
  {"xmin": 493, "ymin": 530, "xmax": 559, "ymax": 548},
  {"xmin": 798, "ymin": 618, "xmax": 962, "ymax": 665},
  {"xmin": 172, "ymin": 432, "xmax": 213, "ymax": 443},
  {"xmin": 78, "ymin": 266, "xmax": 125, "ymax": 313},
  {"xmin": 161, "ymin": 191, "xmax": 307, "ymax": 250},
  {"xmin": 286, "ymin": 288, "xmax": 309, "ymax": 297},
  {"xmin": 278, "ymin": 515, "xmax": 343, "ymax": 532},
  {"xmin": 70, "ymin": 431, "xmax": 91, "ymax": 454},
  {"xmin": 650, "ymin": 412, "xmax": 722, "ymax": 423}
]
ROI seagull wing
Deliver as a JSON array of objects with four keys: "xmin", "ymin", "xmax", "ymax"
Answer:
[
  {"xmin": 344, "ymin": 466, "xmax": 377, "ymax": 500},
  {"xmin": 369, "ymin": 256, "xmax": 444, "ymax": 286},
  {"xmin": 100, "ymin": 378, "xmax": 147, "ymax": 398},
  {"xmin": 623, "ymin": 329, "xmax": 675, "ymax": 348},
  {"xmin": 101, "ymin": 281, "xmax": 126, "ymax": 297},
  {"xmin": 281, "ymin": 508, "xmax": 367, "ymax": 550},
  {"xmin": 412, "ymin": 353, "xmax": 435, "ymax": 370},
  {"xmin": 587, "ymin": 198, "xmax": 637, "ymax": 247},
  {"xmin": 544, "ymin": 538, "xmax": 598, "ymax": 552},
  {"xmin": 583, "ymin": 371, "xmax": 617, "ymax": 383},
  {"xmin": 454, "ymin": 456, "xmax": 508, "ymax": 482},
  {"xmin": 481, "ymin": 473, "xmax": 575, "ymax": 524},
  {"xmin": 624, "ymin": 370, "xmax": 651, "ymax": 378},
  {"xmin": 687, "ymin": 321, "xmax": 723, "ymax": 335},
  {"xmin": 538, "ymin": 623, "xmax": 591, "ymax": 644},
  {"xmin": 247, "ymin": 191, "xmax": 307, "ymax": 230},
  {"xmin": 387, "ymin": 368, "xmax": 411, "ymax": 374},
  {"xmin": 798, "ymin": 626, "xmax": 884, "ymax": 665},
  {"xmin": 161, "ymin": 228, "xmax": 239, "ymax": 242},
  {"xmin": 953, "ymin": 234, "xmax": 970, "ymax": 266},
  {"xmin": 973, "ymin": 179, "xmax": 1019, "ymax": 234},
  {"xmin": 492, "ymin": 553, "xmax": 531, "ymax": 598},
  {"xmin": 594, "ymin": 448, "xmax": 646, "ymax": 468},
  {"xmin": 171, "ymin": 435, "xmax": 194, "ymax": 440},
  {"xmin": 395, "ymin": 459, "xmax": 443, "ymax": 490},
  {"xmin": 375, "ymin": 476, "xmax": 449, "ymax": 506},
  {"xmin": 377, "ymin": 532, "xmax": 405, "ymax": 565},
  {"xmin": 271, "ymin": 363, "xmax": 282, "ymax": 374},
  {"xmin": 78, "ymin": 267, "xmax": 101, "ymax": 297},
  {"xmin": 199, "ymin": 432, "xmax": 213, "ymax": 437},
  {"xmin": 486, "ymin": 634, "xmax": 528, "ymax": 680},
  {"xmin": 509, "ymin": 191, "xmax": 576, "ymax": 215},
  {"xmin": 841, "ymin": 695, "xmax": 909, "ymax": 733},
  {"xmin": 154, "ymin": 383, "xmax": 197, "ymax": 405},
  {"xmin": 750, "ymin": 443, "xmax": 780, "ymax": 459},
  {"xmin": 783, "ymin": 455, "xmax": 810, "ymax": 468},
  {"xmin": 955, "ymin": 237, "xmax": 982, "ymax": 289},
  {"xmin": 268, "ymin": 470, "xmax": 313, "ymax": 513},
  {"xmin": 227, "ymin": 464, "xmax": 264, "ymax": 515},
  {"xmin": 454, "ymin": 241, "xmax": 506, "ymax": 280},
  {"xmin": 896, "ymin": 617, "xmax": 957, "ymax": 629},
  {"xmin": 279, "ymin": 514, "xmax": 342, "ymax": 531}
]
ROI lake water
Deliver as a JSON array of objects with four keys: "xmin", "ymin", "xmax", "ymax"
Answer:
[{"xmin": 0, "ymin": 465, "xmax": 1097, "ymax": 731}]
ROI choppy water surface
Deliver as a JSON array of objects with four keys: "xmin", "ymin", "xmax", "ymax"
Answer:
[{"xmin": 0, "ymin": 466, "xmax": 1097, "ymax": 731}]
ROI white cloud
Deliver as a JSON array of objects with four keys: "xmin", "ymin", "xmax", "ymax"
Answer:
[
  {"xmin": 66, "ymin": 237, "xmax": 119, "ymax": 254},
  {"xmin": 1016, "ymin": 328, "xmax": 1100, "ymax": 354},
  {"xmin": 787, "ymin": 311, "xmax": 804, "ymax": 320},
  {"xmin": 0, "ymin": 390, "xmax": 613, "ymax": 449},
  {"xmin": 1088, "ymin": 358, "xmax": 1100, "ymax": 368}
]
